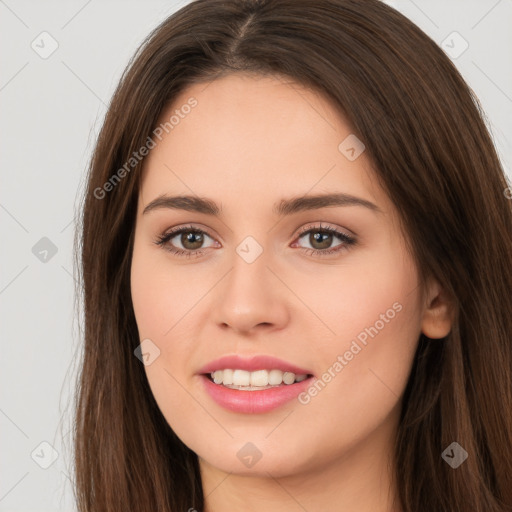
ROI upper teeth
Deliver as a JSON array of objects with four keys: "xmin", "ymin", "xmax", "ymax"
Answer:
[{"xmin": 211, "ymin": 369, "xmax": 308, "ymax": 387}]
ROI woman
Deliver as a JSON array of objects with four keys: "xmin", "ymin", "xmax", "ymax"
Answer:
[{"xmin": 74, "ymin": 0, "xmax": 512, "ymax": 511}]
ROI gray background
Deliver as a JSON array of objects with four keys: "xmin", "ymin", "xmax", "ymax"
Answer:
[{"xmin": 1, "ymin": 0, "xmax": 511, "ymax": 510}]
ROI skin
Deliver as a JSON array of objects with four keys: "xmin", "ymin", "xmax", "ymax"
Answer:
[{"xmin": 130, "ymin": 72, "xmax": 453, "ymax": 512}]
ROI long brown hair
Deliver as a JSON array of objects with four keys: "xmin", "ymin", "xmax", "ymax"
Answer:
[{"xmin": 74, "ymin": 1, "xmax": 512, "ymax": 510}]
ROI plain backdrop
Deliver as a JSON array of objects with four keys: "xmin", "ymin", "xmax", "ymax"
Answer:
[{"xmin": 1, "ymin": 0, "xmax": 511, "ymax": 510}]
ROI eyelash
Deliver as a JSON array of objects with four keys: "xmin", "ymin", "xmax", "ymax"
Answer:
[{"xmin": 154, "ymin": 223, "xmax": 357, "ymax": 259}]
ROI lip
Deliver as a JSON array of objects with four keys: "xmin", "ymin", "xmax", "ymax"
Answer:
[
  {"xmin": 200, "ymin": 374, "xmax": 314, "ymax": 414},
  {"xmin": 198, "ymin": 355, "xmax": 313, "ymax": 375},
  {"xmin": 197, "ymin": 355, "xmax": 314, "ymax": 414}
]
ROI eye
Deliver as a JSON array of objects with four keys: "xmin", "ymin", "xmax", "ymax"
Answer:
[
  {"xmin": 292, "ymin": 223, "xmax": 356, "ymax": 257},
  {"xmin": 154, "ymin": 222, "xmax": 357, "ymax": 259},
  {"xmin": 154, "ymin": 225, "xmax": 218, "ymax": 257}
]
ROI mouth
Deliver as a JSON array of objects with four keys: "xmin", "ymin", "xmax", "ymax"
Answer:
[{"xmin": 198, "ymin": 355, "xmax": 315, "ymax": 413}]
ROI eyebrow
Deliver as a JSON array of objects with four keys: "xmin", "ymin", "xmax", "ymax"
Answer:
[{"xmin": 142, "ymin": 192, "xmax": 382, "ymax": 216}]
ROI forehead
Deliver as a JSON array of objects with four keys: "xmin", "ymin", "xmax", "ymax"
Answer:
[{"xmin": 139, "ymin": 72, "xmax": 385, "ymax": 212}]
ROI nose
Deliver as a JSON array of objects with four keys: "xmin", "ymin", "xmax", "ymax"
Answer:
[{"xmin": 212, "ymin": 250, "xmax": 290, "ymax": 335}]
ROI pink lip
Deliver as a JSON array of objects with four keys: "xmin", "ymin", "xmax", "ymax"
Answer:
[
  {"xmin": 200, "ymin": 374, "xmax": 314, "ymax": 414},
  {"xmin": 198, "ymin": 355, "xmax": 313, "ymax": 375},
  {"xmin": 197, "ymin": 355, "xmax": 314, "ymax": 414}
]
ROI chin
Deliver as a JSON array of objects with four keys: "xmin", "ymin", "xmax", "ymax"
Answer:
[{"xmin": 191, "ymin": 434, "xmax": 318, "ymax": 478}]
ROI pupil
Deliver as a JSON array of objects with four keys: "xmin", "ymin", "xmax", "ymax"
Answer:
[{"xmin": 311, "ymin": 231, "xmax": 332, "ymax": 249}]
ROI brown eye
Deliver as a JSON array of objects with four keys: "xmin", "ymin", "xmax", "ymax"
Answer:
[
  {"xmin": 155, "ymin": 226, "xmax": 217, "ymax": 256},
  {"xmin": 292, "ymin": 224, "xmax": 357, "ymax": 257},
  {"xmin": 179, "ymin": 231, "xmax": 204, "ymax": 250},
  {"xmin": 308, "ymin": 231, "xmax": 334, "ymax": 250}
]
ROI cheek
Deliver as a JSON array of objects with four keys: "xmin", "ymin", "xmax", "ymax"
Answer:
[
  {"xmin": 296, "ymin": 296, "xmax": 420, "ymax": 463},
  {"xmin": 130, "ymin": 245, "xmax": 203, "ymax": 434},
  {"xmin": 289, "ymin": 236, "xmax": 421, "ymax": 359},
  {"xmin": 297, "ymin": 248, "xmax": 422, "ymax": 432},
  {"xmin": 130, "ymin": 242, "xmax": 195, "ymax": 392},
  {"xmin": 130, "ymin": 240, "xmax": 202, "ymax": 341}
]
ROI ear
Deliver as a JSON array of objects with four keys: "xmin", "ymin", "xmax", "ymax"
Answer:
[{"xmin": 421, "ymin": 278, "xmax": 454, "ymax": 339}]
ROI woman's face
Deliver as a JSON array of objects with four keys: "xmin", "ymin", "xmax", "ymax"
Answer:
[{"xmin": 130, "ymin": 72, "xmax": 437, "ymax": 479}]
